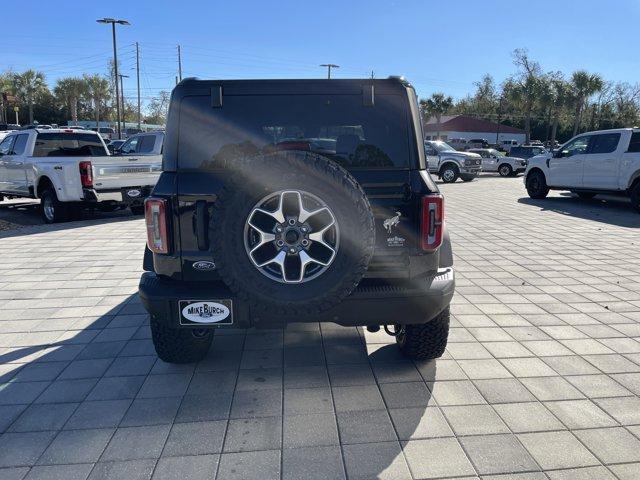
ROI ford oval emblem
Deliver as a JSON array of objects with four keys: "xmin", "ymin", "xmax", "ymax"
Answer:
[
  {"xmin": 127, "ymin": 189, "xmax": 141, "ymax": 198},
  {"xmin": 182, "ymin": 301, "xmax": 229, "ymax": 323},
  {"xmin": 193, "ymin": 260, "xmax": 216, "ymax": 271}
]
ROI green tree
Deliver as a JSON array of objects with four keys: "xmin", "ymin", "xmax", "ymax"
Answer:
[
  {"xmin": 54, "ymin": 77, "xmax": 87, "ymax": 123},
  {"xmin": 420, "ymin": 92, "xmax": 453, "ymax": 140},
  {"xmin": 145, "ymin": 91, "xmax": 171, "ymax": 125},
  {"xmin": 13, "ymin": 69, "xmax": 48, "ymax": 124},
  {"xmin": 570, "ymin": 70, "xmax": 604, "ymax": 136},
  {"xmin": 84, "ymin": 74, "xmax": 111, "ymax": 128}
]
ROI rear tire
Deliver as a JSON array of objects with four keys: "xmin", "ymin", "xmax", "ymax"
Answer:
[
  {"xmin": 526, "ymin": 170, "xmax": 549, "ymax": 199},
  {"xmin": 498, "ymin": 164, "xmax": 513, "ymax": 177},
  {"xmin": 130, "ymin": 205, "xmax": 145, "ymax": 215},
  {"xmin": 150, "ymin": 317, "xmax": 213, "ymax": 363},
  {"xmin": 396, "ymin": 307, "xmax": 450, "ymax": 360},
  {"xmin": 631, "ymin": 182, "xmax": 640, "ymax": 213},
  {"xmin": 40, "ymin": 189, "xmax": 70, "ymax": 224},
  {"xmin": 440, "ymin": 165, "xmax": 459, "ymax": 183}
]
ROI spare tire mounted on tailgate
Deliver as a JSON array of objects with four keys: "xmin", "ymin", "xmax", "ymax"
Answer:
[{"xmin": 210, "ymin": 150, "xmax": 375, "ymax": 315}]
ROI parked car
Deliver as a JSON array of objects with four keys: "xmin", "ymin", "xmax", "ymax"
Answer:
[
  {"xmin": 0, "ymin": 128, "xmax": 162, "ymax": 222},
  {"xmin": 424, "ymin": 140, "xmax": 482, "ymax": 183},
  {"xmin": 107, "ymin": 139, "xmax": 126, "ymax": 154},
  {"xmin": 468, "ymin": 148, "xmax": 528, "ymax": 176},
  {"xmin": 500, "ymin": 139, "xmax": 519, "ymax": 153},
  {"xmin": 116, "ymin": 131, "xmax": 164, "ymax": 158},
  {"xmin": 139, "ymin": 76, "xmax": 455, "ymax": 363},
  {"xmin": 508, "ymin": 145, "xmax": 547, "ymax": 159},
  {"xmin": 467, "ymin": 138, "xmax": 489, "ymax": 149},
  {"xmin": 446, "ymin": 138, "xmax": 468, "ymax": 151},
  {"xmin": 90, "ymin": 127, "xmax": 116, "ymax": 140},
  {"xmin": 524, "ymin": 128, "xmax": 640, "ymax": 212}
]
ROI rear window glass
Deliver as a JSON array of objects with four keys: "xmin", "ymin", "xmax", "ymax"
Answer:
[
  {"xmin": 178, "ymin": 94, "xmax": 411, "ymax": 170},
  {"xmin": 12, "ymin": 134, "xmax": 28, "ymax": 155},
  {"xmin": 589, "ymin": 133, "xmax": 620, "ymax": 154},
  {"xmin": 33, "ymin": 133, "xmax": 106, "ymax": 157},
  {"xmin": 627, "ymin": 132, "xmax": 640, "ymax": 153},
  {"xmin": 138, "ymin": 135, "xmax": 156, "ymax": 153}
]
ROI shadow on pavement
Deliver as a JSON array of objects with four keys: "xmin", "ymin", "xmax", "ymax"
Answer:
[
  {"xmin": 0, "ymin": 200, "xmax": 142, "ymax": 239},
  {"xmin": 518, "ymin": 194, "xmax": 640, "ymax": 228},
  {"xmin": 0, "ymin": 289, "xmax": 437, "ymax": 479}
]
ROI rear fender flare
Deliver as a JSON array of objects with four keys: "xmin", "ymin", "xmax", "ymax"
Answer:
[{"xmin": 628, "ymin": 170, "xmax": 640, "ymax": 190}]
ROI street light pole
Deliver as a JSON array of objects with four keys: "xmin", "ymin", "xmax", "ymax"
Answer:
[
  {"xmin": 118, "ymin": 74, "xmax": 129, "ymax": 135},
  {"xmin": 320, "ymin": 64, "xmax": 339, "ymax": 79},
  {"xmin": 97, "ymin": 18, "xmax": 130, "ymax": 140}
]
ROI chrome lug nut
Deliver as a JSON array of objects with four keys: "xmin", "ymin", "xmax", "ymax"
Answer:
[
  {"xmin": 301, "ymin": 239, "xmax": 309, "ymax": 247},
  {"xmin": 289, "ymin": 247, "xmax": 296, "ymax": 254},
  {"xmin": 276, "ymin": 240, "xmax": 285, "ymax": 247},
  {"xmin": 288, "ymin": 218, "xmax": 296, "ymax": 226}
]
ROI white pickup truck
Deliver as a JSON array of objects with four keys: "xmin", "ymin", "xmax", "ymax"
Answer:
[
  {"xmin": 0, "ymin": 128, "xmax": 162, "ymax": 223},
  {"xmin": 524, "ymin": 128, "xmax": 640, "ymax": 212}
]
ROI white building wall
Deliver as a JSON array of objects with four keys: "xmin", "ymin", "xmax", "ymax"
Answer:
[{"xmin": 427, "ymin": 130, "xmax": 526, "ymax": 144}]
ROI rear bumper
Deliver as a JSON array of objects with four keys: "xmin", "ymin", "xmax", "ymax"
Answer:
[
  {"xmin": 139, "ymin": 267, "xmax": 455, "ymax": 329},
  {"xmin": 83, "ymin": 186, "xmax": 152, "ymax": 204}
]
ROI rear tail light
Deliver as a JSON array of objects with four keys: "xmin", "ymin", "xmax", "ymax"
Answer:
[
  {"xmin": 79, "ymin": 161, "xmax": 93, "ymax": 187},
  {"xmin": 145, "ymin": 197, "xmax": 170, "ymax": 254},
  {"xmin": 421, "ymin": 194, "xmax": 444, "ymax": 251}
]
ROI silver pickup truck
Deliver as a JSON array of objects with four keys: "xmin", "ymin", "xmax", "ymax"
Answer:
[
  {"xmin": 424, "ymin": 140, "xmax": 482, "ymax": 183},
  {"xmin": 0, "ymin": 128, "xmax": 162, "ymax": 223}
]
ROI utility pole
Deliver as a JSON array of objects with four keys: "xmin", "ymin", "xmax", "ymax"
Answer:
[
  {"xmin": 177, "ymin": 45, "xmax": 182, "ymax": 82},
  {"xmin": 118, "ymin": 74, "xmax": 129, "ymax": 135},
  {"xmin": 320, "ymin": 64, "xmax": 339, "ymax": 79},
  {"xmin": 495, "ymin": 95, "xmax": 504, "ymax": 145},
  {"xmin": 136, "ymin": 42, "xmax": 141, "ymax": 130},
  {"xmin": 97, "ymin": 18, "xmax": 130, "ymax": 139}
]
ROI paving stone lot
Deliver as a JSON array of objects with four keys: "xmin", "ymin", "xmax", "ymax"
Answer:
[{"xmin": 0, "ymin": 175, "xmax": 639, "ymax": 479}]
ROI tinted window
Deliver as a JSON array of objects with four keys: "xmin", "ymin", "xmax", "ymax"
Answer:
[
  {"xmin": 120, "ymin": 137, "xmax": 139, "ymax": 154},
  {"xmin": 589, "ymin": 133, "xmax": 620, "ymax": 154},
  {"xmin": 138, "ymin": 135, "xmax": 156, "ymax": 154},
  {"xmin": 178, "ymin": 94, "xmax": 411, "ymax": 170},
  {"xmin": 628, "ymin": 132, "xmax": 640, "ymax": 153},
  {"xmin": 33, "ymin": 133, "xmax": 106, "ymax": 157},
  {"xmin": 11, "ymin": 134, "xmax": 28, "ymax": 155},
  {"xmin": 0, "ymin": 136, "xmax": 14, "ymax": 155},
  {"xmin": 560, "ymin": 136, "xmax": 590, "ymax": 157}
]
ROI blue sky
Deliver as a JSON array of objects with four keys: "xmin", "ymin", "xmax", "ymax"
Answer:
[{"xmin": 4, "ymin": 0, "xmax": 639, "ymax": 109}]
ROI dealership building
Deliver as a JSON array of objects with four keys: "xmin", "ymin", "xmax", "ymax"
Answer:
[{"xmin": 424, "ymin": 115, "xmax": 526, "ymax": 144}]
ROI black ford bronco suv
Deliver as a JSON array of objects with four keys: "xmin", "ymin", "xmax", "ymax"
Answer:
[{"xmin": 139, "ymin": 77, "xmax": 455, "ymax": 363}]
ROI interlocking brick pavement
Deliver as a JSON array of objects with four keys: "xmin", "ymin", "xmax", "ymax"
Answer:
[{"xmin": 0, "ymin": 176, "xmax": 639, "ymax": 479}]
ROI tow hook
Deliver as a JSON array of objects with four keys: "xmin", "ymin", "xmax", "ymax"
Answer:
[
  {"xmin": 384, "ymin": 325, "xmax": 401, "ymax": 337},
  {"xmin": 366, "ymin": 325, "xmax": 380, "ymax": 333}
]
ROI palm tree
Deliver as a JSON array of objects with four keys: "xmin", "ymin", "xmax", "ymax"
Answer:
[
  {"xmin": 54, "ymin": 77, "xmax": 87, "ymax": 123},
  {"xmin": 12, "ymin": 70, "xmax": 47, "ymax": 124},
  {"xmin": 545, "ymin": 76, "xmax": 571, "ymax": 145},
  {"xmin": 84, "ymin": 74, "xmax": 110, "ymax": 129},
  {"xmin": 570, "ymin": 70, "xmax": 604, "ymax": 136},
  {"xmin": 421, "ymin": 93, "xmax": 453, "ymax": 140}
]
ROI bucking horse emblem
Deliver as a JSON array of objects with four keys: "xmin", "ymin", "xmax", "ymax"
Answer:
[{"xmin": 383, "ymin": 211, "xmax": 401, "ymax": 233}]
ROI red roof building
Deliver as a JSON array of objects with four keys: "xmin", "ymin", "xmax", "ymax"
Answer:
[{"xmin": 424, "ymin": 115, "xmax": 526, "ymax": 144}]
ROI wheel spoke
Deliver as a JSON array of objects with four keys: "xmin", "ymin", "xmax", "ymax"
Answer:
[
  {"xmin": 247, "ymin": 220, "xmax": 276, "ymax": 253},
  {"xmin": 256, "ymin": 249, "xmax": 286, "ymax": 269},
  {"xmin": 308, "ymin": 223, "xmax": 335, "ymax": 250}
]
